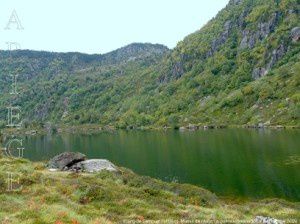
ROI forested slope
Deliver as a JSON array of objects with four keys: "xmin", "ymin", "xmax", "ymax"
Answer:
[{"xmin": 0, "ymin": 0, "xmax": 299, "ymax": 128}]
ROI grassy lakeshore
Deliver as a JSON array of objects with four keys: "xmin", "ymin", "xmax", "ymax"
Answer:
[{"xmin": 0, "ymin": 157, "xmax": 299, "ymax": 223}]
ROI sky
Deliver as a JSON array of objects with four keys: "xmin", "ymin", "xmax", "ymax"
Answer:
[{"xmin": 0, "ymin": 0, "xmax": 229, "ymax": 54}]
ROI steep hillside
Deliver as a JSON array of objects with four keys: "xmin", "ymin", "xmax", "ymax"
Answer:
[
  {"xmin": 0, "ymin": 0, "xmax": 299, "ymax": 129},
  {"xmin": 0, "ymin": 43, "xmax": 169, "ymax": 126},
  {"xmin": 154, "ymin": 0, "xmax": 300, "ymax": 127}
]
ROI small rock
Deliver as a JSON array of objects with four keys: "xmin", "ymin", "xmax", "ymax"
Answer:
[
  {"xmin": 25, "ymin": 130, "xmax": 37, "ymax": 135},
  {"xmin": 255, "ymin": 216, "xmax": 283, "ymax": 224},
  {"xmin": 203, "ymin": 125, "xmax": 215, "ymax": 130},
  {"xmin": 291, "ymin": 27, "xmax": 300, "ymax": 42},
  {"xmin": 188, "ymin": 124, "xmax": 198, "ymax": 130},
  {"xmin": 215, "ymin": 125, "xmax": 227, "ymax": 129},
  {"xmin": 126, "ymin": 126, "xmax": 135, "ymax": 130},
  {"xmin": 49, "ymin": 168, "xmax": 58, "ymax": 172},
  {"xmin": 179, "ymin": 127, "xmax": 186, "ymax": 131},
  {"xmin": 258, "ymin": 123, "xmax": 265, "ymax": 129},
  {"xmin": 288, "ymin": 9, "xmax": 295, "ymax": 14},
  {"xmin": 62, "ymin": 111, "xmax": 68, "ymax": 119}
]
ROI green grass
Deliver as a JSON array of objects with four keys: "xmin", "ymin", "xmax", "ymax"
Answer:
[{"xmin": 0, "ymin": 157, "xmax": 299, "ymax": 223}]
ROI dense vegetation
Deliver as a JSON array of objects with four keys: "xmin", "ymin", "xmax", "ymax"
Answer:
[
  {"xmin": 0, "ymin": 157, "xmax": 299, "ymax": 223},
  {"xmin": 0, "ymin": 0, "xmax": 299, "ymax": 129}
]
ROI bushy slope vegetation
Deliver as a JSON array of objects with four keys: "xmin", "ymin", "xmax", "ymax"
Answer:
[
  {"xmin": 0, "ymin": 0, "xmax": 299, "ymax": 129},
  {"xmin": 0, "ymin": 158, "xmax": 299, "ymax": 223}
]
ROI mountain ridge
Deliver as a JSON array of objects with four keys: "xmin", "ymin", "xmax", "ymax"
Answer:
[
  {"xmin": 0, "ymin": 42, "xmax": 169, "ymax": 72},
  {"xmin": 0, "ymin": 42, "xmax": 169, "ymax": 58},
  {"xmin": 0, "ymin": 0, "xmax": 299, "ymax": 128}
]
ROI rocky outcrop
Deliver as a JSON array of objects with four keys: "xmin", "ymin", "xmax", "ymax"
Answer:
[
  {"xmin": 48, "ymin": 152, "xmax": 118, "ymax": 173},
  {"xmin": 240, "ymin": 30, "xmax": 256, "ymax": 49},
  {"xmin": 70, "ymin": 159, "xmax": 118, "ymax": 173},
  {"xmin": 267, "ymin": 44, "xmax": 287, "ymax": 70},
  {"xmin": 252, "ymin": 43, "xmax": 287, "ymax": 79},
  {"xmin": 47, "ymin": 152, "xmax": 86, "ymax": 170},
  {"xmin": 171, "ymin": 61, "xmax": 184, "ymax": 79},
  {"xmin": 252, "ymin": 67, "xmax": 268, "ymax": 80},
  {"xmin": 207, "ymin": 20, "xmax": 232, "ymax": 57},
  {"xmin": 166, "ymin": 3, "xmax": 286, "ymax": 82},
  {"xmin": 291, "ymin": 27, "xmax": 300, "ymax": 42},
  {"xmin": 238, "ymin": 9, "xmax": 250, "ymax": 28},
  {"xmin": 240, "ymin": 12, "xmax": 281, "ymax": 49}
]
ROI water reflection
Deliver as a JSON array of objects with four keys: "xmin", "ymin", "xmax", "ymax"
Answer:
[{"xmin": 22, "ymin": 129, "xmax": 300, "ymax": 200}]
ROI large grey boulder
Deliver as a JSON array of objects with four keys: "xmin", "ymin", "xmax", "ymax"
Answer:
[
  {"xmin": 71, "ymin": 159, "xmax": 118, "ymax": 173},
  {"xmin": 48, "ymin": 152, "xmax": 86, "ymax": 170}
]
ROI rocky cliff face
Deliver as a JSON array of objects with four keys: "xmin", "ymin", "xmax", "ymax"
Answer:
[
  {"xmin": 239, "ymin": 12, "xmax": 280, "ymax": 49},
  {"xmin": 160, "ymin": 0, "xmax": 299, "ymax": 82},
  {"xmin": 207, "ymin": 20, "xmax": 233, "ymax": 57}
]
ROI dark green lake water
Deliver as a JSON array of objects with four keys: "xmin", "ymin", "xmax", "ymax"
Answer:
[{"xmin": 21, "ymin": 129, "xmax": 300, "ymax": 200}]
